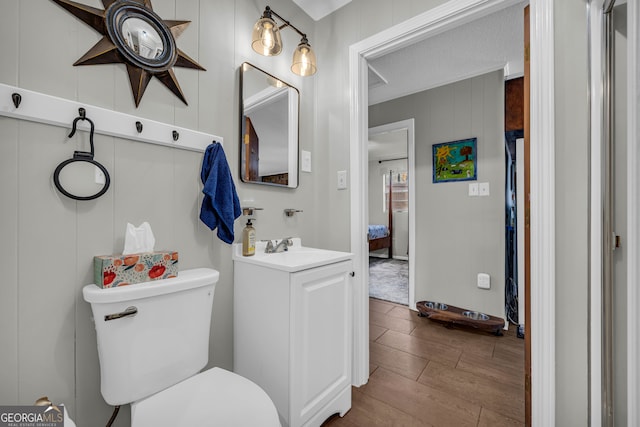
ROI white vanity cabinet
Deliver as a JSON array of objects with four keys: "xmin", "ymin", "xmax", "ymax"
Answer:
[{"xmin": 233, "ymin": 242, "xmax": 352, "ymax": 427}]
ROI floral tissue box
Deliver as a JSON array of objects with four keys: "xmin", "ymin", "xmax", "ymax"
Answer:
[{"xmin": 94, "ymin": 251, "xmax": 179, "ymax": 288}]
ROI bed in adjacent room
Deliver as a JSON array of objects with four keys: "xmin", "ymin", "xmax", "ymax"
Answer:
[{"xmin": 368, "ymin": 170, "xmax": 393, "ymax": 258}]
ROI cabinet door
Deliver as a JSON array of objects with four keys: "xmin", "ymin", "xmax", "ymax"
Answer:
[{"xmin": 289, "ymin": 261, "xmax": 352, "ymax": 426}]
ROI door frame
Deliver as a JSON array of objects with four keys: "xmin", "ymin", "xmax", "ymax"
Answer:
[
  {"xmin": 620, "ymin": 2, "xmax": 640, "ymax": 421},
  {"xmin": 589, "ymin": 0, "xmax": 640, "ymax": 423},
  {"xmin": 368, "ymin": 119, "xmax": 416, "ymax": 309},
  {"xmin": 348, "ymin": 0, "xmax": 557, "ymax": 424},
  {"xmin": 588, "ymin": 1, "xmax": 605, "ymax": 422},
  {"xmin": 627, "ymin": 1, "xmax": 639, "ymax": 423}
]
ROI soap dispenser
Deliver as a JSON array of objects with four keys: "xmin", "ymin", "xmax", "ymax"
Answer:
[{"xmin": 242, "ymin": 219, "xmax": 256, "ymax": 256}]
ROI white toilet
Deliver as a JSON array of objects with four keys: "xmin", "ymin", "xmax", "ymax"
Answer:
[{"xmin": 83, "ymin": 268, "xmax": 281, "ymax": 426}]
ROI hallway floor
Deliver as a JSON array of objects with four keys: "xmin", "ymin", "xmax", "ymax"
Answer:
[
  {"xmin": 323, "ymin": 298, "xmax": 525, "ymax": 426},
  {"xmin": 369, "ymin": 257, "xmax": 409, "ymax": 305}
]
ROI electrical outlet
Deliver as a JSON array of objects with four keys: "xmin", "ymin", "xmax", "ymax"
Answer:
[
  {"xmin": 337, "ymin": 170, "xmax": 347, "ymax": 190},
  {"xmin": 468, "ymin": 183, "xmax": 479, "ymax": 196},
  {"xmin": 477, "ymin": 273, "xmax": 491, "ymax": 289}
]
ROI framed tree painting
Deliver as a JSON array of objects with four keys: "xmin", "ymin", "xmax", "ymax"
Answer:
[{"xmin": 432, "ymin": 137, "xmax": 477, "ymax": 183}]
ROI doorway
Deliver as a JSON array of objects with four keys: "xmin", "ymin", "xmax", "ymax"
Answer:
[
  {"xmin": 367, "ymin": 120, "xmax": 415, "ymax": 308},
  {"xmin": 595, "ymin": 1, "xmax": 637, "ymax": 424},
  {"xmin": 348, "ymin": 0, "xmax": 557, "ymax": 423},
  {"xmin": 587, "ymin": 1, "xmax": 640, "ymax": 424}
]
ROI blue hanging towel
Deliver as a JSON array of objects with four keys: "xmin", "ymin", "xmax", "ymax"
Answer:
[{"xmin": 200, "ymin": 142, "xmax": 242, "ymax": 244}]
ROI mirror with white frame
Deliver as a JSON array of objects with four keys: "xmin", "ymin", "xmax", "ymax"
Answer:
[{"xmin": 239, "ymin": 62, "xmax": 299, "ymax": 188}]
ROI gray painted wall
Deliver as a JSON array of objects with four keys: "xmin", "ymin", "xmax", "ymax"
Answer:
[
  {"xmin": 369, "ymin": 71, "xmax": 506, "ymax": 320},
  {"xmin": 0, "ymin": 0, "xmax": 319, "ymax": 425},
  {"xmin": 312, "ymin": 0, "xmax": 451, "ymax": 253}
]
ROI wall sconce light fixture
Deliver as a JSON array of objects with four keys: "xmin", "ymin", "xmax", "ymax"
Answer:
[{"xmin": 251, "ymin": 6, "xmax": 317, "ymax": 77}]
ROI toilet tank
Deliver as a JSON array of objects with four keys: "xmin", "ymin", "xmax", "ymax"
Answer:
[{"xmin": 83, "ymin": 268, "xmax": 219, "ymax": 406}]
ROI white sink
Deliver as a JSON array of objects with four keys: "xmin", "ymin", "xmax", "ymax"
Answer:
[{"xmin": 232, "ymin": 238, "xmax": 352, "ymax": 272}]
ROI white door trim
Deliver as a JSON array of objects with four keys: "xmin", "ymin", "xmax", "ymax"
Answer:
[
  {"xmin": 588, "ymin": 0, "xmax": 604, "ymax": 423},
  {"xmin": 349, "ymin": 0, "xmax": 556, "ymax": 424},
  {"xmin": 627, "ymin": 0, "xmax": 639, "ymax": 424},
  {"xmin": 528, "ymin": 1, "xmax": 556, "ymax": 424},
  {"xmin": 368, "ymin": 119, "xmax": 416, "ymax": 310}
]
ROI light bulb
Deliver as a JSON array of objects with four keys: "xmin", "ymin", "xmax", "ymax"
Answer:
[
  {"xmin": 251, "ymin": 16, "xmax": 282, "ymax": 56},
  {"xmin": 291, "ymin": 38, "xmax": 316, "ymax": 76}
]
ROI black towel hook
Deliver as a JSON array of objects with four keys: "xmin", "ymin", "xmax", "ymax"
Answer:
[
  {"xmin": 54, "ymin": 107, "xmax": 110, "ymax": 201},
  {"xmin": 11, "ymin": 93, "xmax": 21, "ymax": 108},
  {"xmin": 68, "ymin": 108, "xmax": 95, "ymax": 157}
]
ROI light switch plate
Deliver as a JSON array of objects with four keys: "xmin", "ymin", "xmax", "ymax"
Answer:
[
  {"xmin": 301, "ymin": 150, "xmax": 311, "ymax": 172},
  {"xmin": 337, "ymin": 170, "xmax": 347, "ymax": 190},
  {"xmin": 95, "ymin": 167, "xmax": 106, "ymax": 185},
  {"xmin": 479, "ymin": 182, "xmax": 490, "ymax": 196},
  {"xmin": 468, "ymin": 183, "xmax": 479, "ymax": 196}
]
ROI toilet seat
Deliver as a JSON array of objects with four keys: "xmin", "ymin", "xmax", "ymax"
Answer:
[{"xmin": 131, "ymin": 367, "xmax": 281, "ymax": 427}]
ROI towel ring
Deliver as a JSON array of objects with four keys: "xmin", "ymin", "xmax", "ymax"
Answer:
[{"xmin": 53, "ymin": 109, "xmax": 111, "ymax": 201}]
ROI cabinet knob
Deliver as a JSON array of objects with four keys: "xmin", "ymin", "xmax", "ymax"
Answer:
[{"xmin": 350, "ymin": 272, "xmax": 355, "ymax": 277}]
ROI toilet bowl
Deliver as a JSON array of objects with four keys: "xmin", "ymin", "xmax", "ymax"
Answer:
[
  {"xmin": 64, "ymin": 406, "xmax": 77, "ymax": 427},
  {"xmin": 83, "ymin": 268, "xmax": 280, "ymax": 427},
  {"xmin": 131, "ymin": 367, "xmax": 280, "ymax": 427}
]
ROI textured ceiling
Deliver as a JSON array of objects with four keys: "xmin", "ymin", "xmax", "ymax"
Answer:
[{"xmin": 368, "ymin": 2, "xmax": 527, "ymax": 106}]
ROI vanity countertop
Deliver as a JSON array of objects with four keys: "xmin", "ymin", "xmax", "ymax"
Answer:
[{"xmin": 232, "ymin": 238, "xmax": 352, "ymax": 273}]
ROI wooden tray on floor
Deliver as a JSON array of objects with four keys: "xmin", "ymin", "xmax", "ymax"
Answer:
[{"xmin": 416, "ymin": 300, "xmax": 505, "ymax": 336}]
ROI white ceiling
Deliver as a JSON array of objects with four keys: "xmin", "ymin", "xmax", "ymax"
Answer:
[
  {"xmin": 293, "ymin": 1, "xmax": 526, "ymax": 158},
  {"xmin": 368, "ymin": 129, "xmax": 408, "ymax": 163},
  {"xmin": 293, "ymin": 0, "xmax": 352, "ymax": 21},
  {"xmin": 367, "ymin": 2, "xmax": 526, "ymax": 106},
  {"xmin": 293, "ymin": 1, "xmax": 525, "ymax": 106}
]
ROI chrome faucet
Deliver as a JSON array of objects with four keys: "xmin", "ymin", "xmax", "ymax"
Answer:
[{"xmin": 265, "ymin": 238, "xmax": 293, "ymax": 253}]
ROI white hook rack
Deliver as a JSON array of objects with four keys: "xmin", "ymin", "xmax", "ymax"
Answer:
[{"xmin": 0, "ymin": 83, "xmax": 222, "ymax": 152}]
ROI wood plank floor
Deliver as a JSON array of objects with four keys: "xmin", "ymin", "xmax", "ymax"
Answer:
[{"xmin": 323, "ymin": 298, "xmax": 525, "ymax": 427}]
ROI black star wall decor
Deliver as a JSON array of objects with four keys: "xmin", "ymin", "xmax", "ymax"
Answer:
[{"xmin": 52, "ymin": 0, "xmax": 206, "ymax": 107}]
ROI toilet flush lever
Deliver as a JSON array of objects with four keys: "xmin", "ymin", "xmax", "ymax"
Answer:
[{"xmin": 104, "ymin": 306, "xmax": 138, "ymax": 322}]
